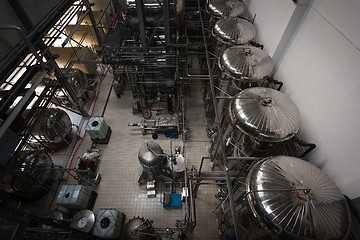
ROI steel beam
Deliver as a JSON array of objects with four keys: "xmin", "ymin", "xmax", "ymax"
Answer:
[
  {"xmin": 163, "ymin": 0, "xmax": 171, "ymax": 45},
  {"xmin": 43, "ymin": 50, "xmax": 88, "ymax": 116},
  {"xmin": 0, "ymin": 70, "xmax": 48, "ymax": 140},
  {"xmin": 0, "ymin": 66, "xmax": 38, "ymax": 116},
  {"xmin": 0, "ymin": 25, "xmax": 47, "ymax": 69},
  {"xmin": 8, "ymin": 0, "xmax": 33, "ymax": 31},
  {"xmin": 84, "ymin": 0, "xmax": 103, "ymax": 47},
  {"xmin": 0, "ymin": 0, "xmax": 75, "ymax": 82},
  {"xmin": 135, "ymin": 0, "xmax": 148, "ymax": 52}
]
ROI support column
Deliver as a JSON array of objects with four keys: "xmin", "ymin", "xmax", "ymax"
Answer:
[
  {"xmin": 43, "ymin": 47, "xmax": 88, "ymax": 116},
  {"xmin": 135, "ymin": 0, "xmax": 148, "ymax": 52}
]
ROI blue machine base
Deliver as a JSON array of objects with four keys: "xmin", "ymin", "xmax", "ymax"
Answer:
[{"xmin": 163, "ymin": 193, "xmax": 182, "ymax": 208}]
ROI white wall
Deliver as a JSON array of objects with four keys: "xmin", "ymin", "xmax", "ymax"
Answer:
[
  {"xmin": 247, "ymin": 0, "xmax": 360, "ymax": 199},
  {"xmin": 246, "ymin": 0, "xmax": 296, "ymax": 57}
]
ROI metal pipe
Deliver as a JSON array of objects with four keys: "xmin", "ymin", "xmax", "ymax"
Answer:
[
  {"xmin": 44, "ymin": 4, "xmax": 83, "ymax": 47},
  {"xmin": 84, "ymin": 0, "xmax": 103, "ymax": 46},
  {"xmin": 163, "ymin": 0, "xmax": 171, "ymax": 45},
  {"xmin": 196, "ymin": 0, "xmax": 242, "ymax": 238},
  {"xmin": 189, "ymin": 174, "xmax": 196, "ymax": 228}
]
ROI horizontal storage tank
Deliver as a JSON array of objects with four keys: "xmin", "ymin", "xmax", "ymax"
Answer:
[
  {"xmin": 67, "ymin": 68, "xmax": 88, "ymax": 100},
  {"xmin": 33, "ymin": 108, "xmax": 73, "ymax": 151},
  {"xmin": 11, "ymin": 150, "xmax": 54, "ymax": 200},
  {"xmin": 122, "ymin": 217, "xmax": 156, "ymax": 240},
  {"xmin": 93, "ymin": 208, "xmax": 126, "ymax": 239},
  {"xmin": 56, "ymin": 184, "xmax": 92, "ymax": 210},
  {"xmin": 85, "ymin": 116, "xmax": 109, "ymax": 140}
]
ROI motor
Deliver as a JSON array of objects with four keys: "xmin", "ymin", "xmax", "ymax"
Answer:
[{"xmin": 77, "ymin": 146, "xmax": 101, "ymax": 185}]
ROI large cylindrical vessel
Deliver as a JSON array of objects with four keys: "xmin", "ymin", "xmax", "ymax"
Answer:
[
  {"xmin": 11, "ymin": 150, "xmax": 54, "ymax": 200},
  {"xmin": 234, "ymin": 156, "xmax": 351, "ymax": 240},
  {"xmin": 138, "ymin": 141, "xmax": 166, "ymax": 177},
  {"xmin": 219, "ymin": 46, "xmax": 274, "ymax": 81},
  {"xmin": 229, "ymin": 87, "xmax": 300, "ymax": 143},
  {"xmin": 211, "ymin": 87, "xmax": 301, "ymax": 159},
  {"xmin": 208, "ymin": 0, "xmax": 245, "ymax": 18},
  {"xmin": 213, "ymin": 17, "xmax": 256, "ymax": 45},
  {"xmin": 122, "ymin": 217, "xmax": 156, "ymax": 240},
  {"xmin": 33, "ymin": 108, "xmax": 73, "ymax": 151}
]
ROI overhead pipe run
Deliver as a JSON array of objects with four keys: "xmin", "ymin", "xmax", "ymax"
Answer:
[{"xmin": 195, "ymin": 0, "xmax": 242, "ymax": 238}]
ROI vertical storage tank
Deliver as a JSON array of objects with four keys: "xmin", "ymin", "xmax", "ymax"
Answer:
[
  {"xmin": 122, "ymin": 217, "xmax": 156, "ymax": 240},
  {"xmin": 211, "ymin": 87, "xmax": 301, "ymax": 160},
  {"xmin": 138, "ymin": 141, "xmax": 166, "ymax": 177}
]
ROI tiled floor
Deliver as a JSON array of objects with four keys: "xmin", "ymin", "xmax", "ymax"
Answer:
[{"xmin": 67, "ymin": 68, "xmax": 220, "ymax": 239}]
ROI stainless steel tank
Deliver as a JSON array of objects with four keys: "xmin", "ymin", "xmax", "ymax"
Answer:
[
  {"xmin": 229, "ymin": 87, "xmax": 300, "ymax": 142},
  {"xmin": 235, "ymin": 156, "xmax": 351, "ymax": 239},
  {"xmin": 67, "ymin": 69, "xmax": 88, "ymax": 100},
  {"xmin": 122, "ymin": 217, "xmax": 156, "ymax": 240},
  {"xmin": 208, "ymin": 0, "xmax": 245, "ymax": 18},
  {"xmin": 209, "ymin": 18, "xmax": 257, "ymax": 123},
  {"xmin": 219, "ymin": 46, "xmax": 274, "ymax": 81},
  {"xmin": 210, "ymin": 87, "xmax": 300, "ymax": 159},
  {"xmin": 121, "ymin": 0, "xmax": 185, "ymax": 25},
  {"xmin": 138, "ymin": 141, "xmax": 166, "ymax": 177},
  {"xmin": 34, "ymin": 108, "xmax": 73, "ymax": 151},
  {"xmin": 11, "ymin": 150, "xmax": 53, "ymax": 199},
  {"xmin": 213, "ymin": 17, "xmax": 257, "ymax": 45},
  {"xmin": 169, "ymin": 154, "xmax": 185, "ymax": 178}
]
